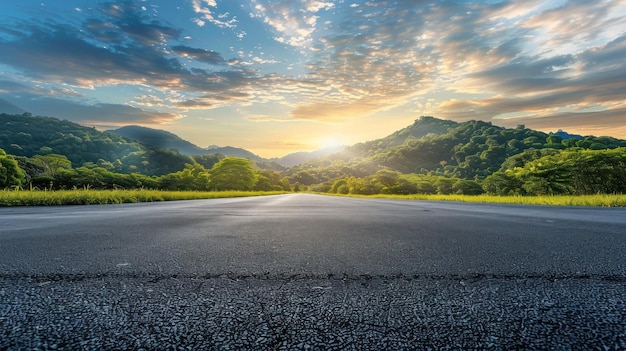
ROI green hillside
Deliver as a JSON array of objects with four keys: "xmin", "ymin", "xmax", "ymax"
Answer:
[
  {"xmin": 110, "ymin": 125, "xmax": 268, "ymax": 163},
  {"xmin": 2, "ymin": 113, "xmax": 626, "ymax": 196},
  {"xmin": 0, "ymin": 113, "xmax": 291, "ymax": 192},
  {"xmin": 283, "ymin": 116, "xmax": 626, "ymax": 195},
  {"xmin": 111, "ymin": 125, "xmax": 206, "ymax": 156},
  {"xmin": 0, "ymin": 113, "xmax": 193, "ymax": 176}
]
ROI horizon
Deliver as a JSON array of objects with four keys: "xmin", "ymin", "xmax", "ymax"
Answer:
[
  {"xmin": 1, "ymin": 1, "xmax": 625, "ymax": 158},
  {"xmin": 2, "ymin": 111, "xmax": 607, "ymax": 161}
]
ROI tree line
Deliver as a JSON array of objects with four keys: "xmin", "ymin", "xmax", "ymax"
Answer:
[
  {"xmin": 321, "ymin": 148, "xmax": 626, "ymax": 196},
  {"xmin": 284, "ymin": 117, "xmax": 626, "ymax": 187},
  {"xmin": 3, "ymin": 114, "xmax": 626, "ymax": 196},
  {"xmin": 4, "ymin": 147, "xmax": 626, "ymax": 196},
  {"xmin": 1, "ymin": 150, "xmax": 290, "ymax": 192},
  {"xmin": 483, "ymin": 148, "xmax": 626, "ymax": 195},
  {"xmin": 0, "ymin": 113, "xmax": 283, "ymax": 176}
]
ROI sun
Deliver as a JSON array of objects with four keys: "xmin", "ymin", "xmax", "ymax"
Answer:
[{"xmin": 318, "ymin": 136, "xmax": 344, "ymax": 150}]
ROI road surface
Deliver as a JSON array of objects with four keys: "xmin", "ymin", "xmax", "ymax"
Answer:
[{"xmin": 1, "ymin": 194, "xmax": 625, "ymax": 349}]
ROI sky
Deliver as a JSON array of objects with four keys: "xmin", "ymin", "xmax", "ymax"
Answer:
[{"xmin": 1, "ymin": 0, "xmax": 625, "ymax": 157}]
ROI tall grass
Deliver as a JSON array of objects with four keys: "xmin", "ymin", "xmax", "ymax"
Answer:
[
  {"xmin": 328, "ymin": 193, "xmax": 626, "ymax": 207},
  {"xmin": 2, "ymin": 189, "xmax": 625, "ymax": 207},
  {"xmin": 0, "ymin": 189, "xmax": 288, "ymax": 206}
]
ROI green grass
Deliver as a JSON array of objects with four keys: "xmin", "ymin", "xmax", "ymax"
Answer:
[
  {"xmin": 325, "ymin": 193, "xmax": 626, "ymax": 207},
  {"xmin": 3, "ymin": 189, "xmax": 626, "ymax": 207},
  {"xmin": 0, "ymin": 189, "xmax": 288, "ymax": 206}
]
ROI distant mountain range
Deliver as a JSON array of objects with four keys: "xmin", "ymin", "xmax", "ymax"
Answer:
[
  {"xmin": 4, "ymin": 109, "xmax": 626, "ymax": 197},
  {"xmin": 269, "ymin": 146, "xmax": 346, "ymax": 167},
  {"xmin": 109, "ymin": 125, "xmax": 343, "ymax": 166},
  {"xmin": 0, "ymin": 99, "xmax": 342, "ymax": 167},
  {"xmin": 110, "ymin": 125, "xmax": 266, "ymax": 160},
  {"xmin": 282, "ymin": 116, "xmax": 626, "ymax": 185},
  {"xmin": 549, "ymin": 130, "xmax": 584, "ymax": 140},
  {"xmin": 0, "ymin": 98, "xmax": 26, "ymax": 115},
  {"xmin": 3, "ymin": 100, "xmax": 623, "ymax": 183}
]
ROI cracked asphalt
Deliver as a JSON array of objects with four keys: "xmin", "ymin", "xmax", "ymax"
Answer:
[{"xmin": 1, "ymin": 194, "xmax": 625, "ymax": 350}]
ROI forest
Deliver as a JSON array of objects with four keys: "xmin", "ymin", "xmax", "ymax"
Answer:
[
  {"xmin": 284, "ymin": 117, "xmax": 626, "ymax": 196},
  {"xmin": 2, "ymin": 113, "xmax": 626, "ymax": 196}
]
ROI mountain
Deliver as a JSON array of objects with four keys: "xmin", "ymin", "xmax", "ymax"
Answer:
[
  {"xmin": 110, "ymin": 125, "xmax": 340, "ymax": 166},
  {"xmin": 5, "ymin": 112, "xmax": 624, "ymax": 187},
  {"xmin": 283, "ymin": 116, "xmax": 626, "ymax": 185},
  {"xmin": 110, "ymin": 125, "xmax": 206, "ymax": 155},
  {"xmin": 550, "ymin": 129, "xmax": 584, "ymax": 140},
  {"xmin": 271, "ymin": 145, "xmax": 346, "ymax": 167},
  {"xmin": 239, "ymin": 116, "xmax": 455, "ymax": 168},
  {"xmin": 0, "ymin": 98, "xmax": 26, "ymax": 115},
  {"xmin": 110, "ymin": 125, "xmax": 266, "ymax": 161},
  {"xmin": 0, "ymin": 113, "xmax": 329, "ymax": 174},
  {"xmin": 373, "ymin": 116, "xmax": 458, "ymax": 148},
  {"xmin": 205, "ymin": 145, "xmax": 264, "ymax": 161},
  {"xmin": 0, "ymin": 113, "xmax": 194, "ymax": 176}
]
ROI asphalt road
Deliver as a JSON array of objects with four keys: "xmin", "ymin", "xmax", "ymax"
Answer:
[{"xmin": 1, "ymin": 194, "xmax": 625, "ymax": 350}]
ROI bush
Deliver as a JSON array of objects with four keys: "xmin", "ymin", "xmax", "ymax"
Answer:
[
  {"xmin": 452, "ymin": 179, "xmax": 484, "ymax": 195},
  {"xmin": 0, "ymin": 149, "xmax": 26, "ymax": 188}
]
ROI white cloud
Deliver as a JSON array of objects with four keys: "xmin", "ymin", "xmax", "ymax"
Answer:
[
  {"xmin": 252, "ymin": 56, "xmax": 279, "ymax": 64},
  {"xmin": 191, "ymin": 0, "xmax": 238, "ymax": 29},
  {"xmin": 305, "ymin": 1, "xmax": 335, "ymax": 12},
  {"xmin": 250, "ymin": 0, "xmax": 334, "ymax": 48}
]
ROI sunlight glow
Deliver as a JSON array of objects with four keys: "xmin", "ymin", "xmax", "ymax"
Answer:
[
  {"xmin": 0, "ymin": 1, "xmax": 625, "ymax": 156},
  {"xmin": 318, "ymin": 136, "xmax": 344, "ymax": 149}
]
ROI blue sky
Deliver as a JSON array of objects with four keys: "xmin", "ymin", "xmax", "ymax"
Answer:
[{"xmin": 1, "ymin": 0, "xmax": 625, "ymax": 157}]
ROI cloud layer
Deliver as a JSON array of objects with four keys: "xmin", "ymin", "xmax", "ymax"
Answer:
[
  {"xmin": 232, "ymin": 0, "xmax": 626, "ymax": 129},
  {"xmin": 0, "ymin": 0, "xmax": 625, "ymax": 151}
]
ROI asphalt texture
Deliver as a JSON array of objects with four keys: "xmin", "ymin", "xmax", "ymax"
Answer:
[{"xmin": 1, "ymin": 193, "xmax": 625, "ymax": 350}]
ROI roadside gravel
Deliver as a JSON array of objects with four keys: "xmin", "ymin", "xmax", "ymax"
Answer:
[{"xmin": 2, "ymin": 274, "xmax": 625, "ymax": 350}]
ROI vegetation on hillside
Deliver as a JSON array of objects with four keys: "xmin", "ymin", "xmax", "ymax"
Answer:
[
  {"xmin": 0, "ymin": 113, "xmax": 282, "ymax": 175},
  {"xmin": 2, "ymin": 148, "xmax": 289, "ymax": 192},
  {"xmin": 0, "ymin": 148, "xmax": 25, "ymax": 188},
  {"xmin": 2, "ymin": 113, "xmax": 626, "ymax": 199},
  {"xmin": 1, "ymin": 113, "xmax": 190, "ymax": 176},
  {"xmin": 284, "ymin": 117, "xmax": 626, "ymax": 196},
  {"xmin": 284, "ymin": 117, "xmax": 626, "ymax": 187},
  {"xmin": 110, "ymin": 125, "xmax": 272, "ymax": 164}
]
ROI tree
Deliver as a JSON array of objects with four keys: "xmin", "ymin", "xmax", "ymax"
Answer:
[
  {"xmin": 167, "ymin": 163, "xmax": 210, "ymax": 191},
  {"xmin": 192, "ymin": 154, "xmax": 222, "ymax": 170},
  {"xmin": 330, "ymin": 179, "xmax": 348, "ymax": 193},
  {"xmin": 546, "ymin": 135, "xmax": 563, "ymax": 145},
  {"xmin": 373, "ymin": 169, "xmax": 400, "ymax": 188},
  {"xmin": 254, "ymin": 169, "xmax": 291, "ymax": 191},
  {"xmin": 482, "ymin": 171, "xmax": 522, "ymax": 195},
  {"xmin": 452, "ymin": 179, "xmax": 484, "ymax": 195},
  {"xmin": 0, "ymin": 148, "xmax": 26, "ymax": 188},
  {"xmin": 435, "ymin": 178, "xmax": 456, "ymax": 194},
  {"xmin": 290, "ymin": 170, "xmax": 319, "ymax": 186},
  {"xmin": 32, "ymin": 154, "xmax": 72, "ymax": 177},
  {"xmin": 415, "ymin": 180, "xmax": 437, "ymax": 194},
  {"xmin": 209, "ymin": 157, "xmax": 257, "ymax": 191}
]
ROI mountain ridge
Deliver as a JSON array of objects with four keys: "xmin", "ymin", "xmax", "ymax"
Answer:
[
  {"xmin": 0, "ymin": 100, "xmax": 617, "ymax": 168},
  {"xmin": 3, "ymin": 104, "xmax": 626, "ymax": 187},
  {"xmin": 109, "ymin": 125, "xmax": 341, "ymax": 166},
  {"xmin": 109, "ymin": 125, "xmax": 265, "ymax": 161},
  {"xmin": 0, "ymin": 98, "xmax": 26, "ymax": 115},
  {"xmin": 282, "ymin": 116, "xmax": 626, "ymax": 186}
]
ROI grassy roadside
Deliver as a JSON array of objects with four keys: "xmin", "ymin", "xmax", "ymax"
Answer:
[
  {"xmin": 0, "ymin": 189, "xmax": 288, "ymax": 206},
  {"xmin": 322, "ymin": 193, "xmax": 626, "ymax": 207},
  {"xmin": 2, "ymin": 189, "xmax": 625, "ymax": 207}
]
